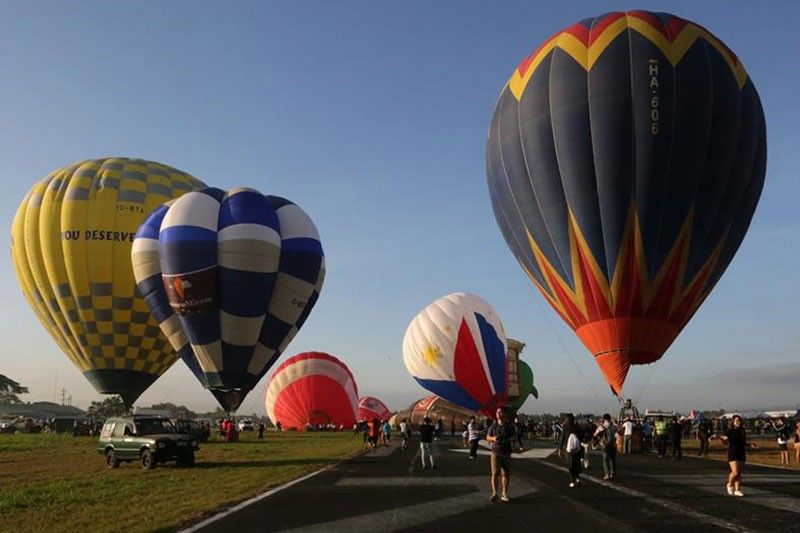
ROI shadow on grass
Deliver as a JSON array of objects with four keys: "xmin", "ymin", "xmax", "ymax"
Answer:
[{"xmin": 194, "ymin": 458, "xmax": 338, "ymax": 469}]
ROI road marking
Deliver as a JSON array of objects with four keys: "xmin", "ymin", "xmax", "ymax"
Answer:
[
  {"xmin": 282, "ymin": 476, "xmax": 538, "ymax": 532},
  {"xmin": 336, "ymin": 476, "xmax": 491, "ymax": 486},
  {"xmin": 179, "ymin": 463, "xmax": 340, "ymax": 533},
  {"xmin": 449, "ymin": 448, "xmax": 557, "ymax": 459},
  {"xmin": 661, "ymin": 474, "xmax": 800, "ymax": 514},
  {"xmin": 536, "ymin": 460, "xmax": 754, "ymax": 533}
]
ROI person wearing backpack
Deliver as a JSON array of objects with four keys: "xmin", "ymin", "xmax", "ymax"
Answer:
[{"xmin": 593, "ymin": 413, "xmax": 617, "ymax": 480}]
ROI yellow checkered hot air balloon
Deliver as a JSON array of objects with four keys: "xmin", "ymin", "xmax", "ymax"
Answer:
[{"xmin": 11, "ymin": 158, "xmax": 206, "ymax": 408}]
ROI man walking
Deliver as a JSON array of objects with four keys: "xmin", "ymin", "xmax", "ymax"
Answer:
[
  {"xmin": 593, "ymin": 414, "xmax": 617, "ymax": 480},
  {"xmin": 419, "ymin": 417, "xmax": 436, "ymax": 469},
  {"xmin": 487, "ymin": 406, "xmax": 516, "ymax": 502},
  {"xmin": 467, "ymin": 416, "xmax": 481, "ymax": 459}
]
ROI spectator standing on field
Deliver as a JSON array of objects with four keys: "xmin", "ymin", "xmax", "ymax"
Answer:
[
  {"xmin": 467, "ymin": 416, "xmax": 481, "ymax": 459},
  {"xmin": 419, "ymin": 417, "xmax": 436, "ymax": 469},
  {"xmin": 775, "ymin": 417, "xmax": 790, "ymax": 465},
  {"xmin": 487, "ymin": 407, "xmax": 515, "ymax": 502},
  {"xmin": 655, "ymin": 417, "xmax": 669, "ymax": 458},
  {"xmin": 669, "ymin": 416, "xmax": 683, "ymax": 460},
  {"xmin": 622, "ymin": 417, "xmax": 635, "ymax": 454},
  {"xmin": 593, "ymin": 414, "xmax": 617, "ymax": 480}
]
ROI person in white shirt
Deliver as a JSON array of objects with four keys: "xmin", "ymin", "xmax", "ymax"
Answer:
[
  {"xmin": 563, "ymin": 413, "xmax": 582, "ymax": 487},
  {"xmin": 623, "ymin": 418, "xmax": 635, "ymax": 454}
]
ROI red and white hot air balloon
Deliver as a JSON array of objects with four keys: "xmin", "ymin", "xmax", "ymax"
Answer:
[
  {"xmin": 265, "ymin": 352, "xmax": 358, "ymax": 430},
  {"xmin": 358, "ymin": 396, "xmax": 392, "ymax": 422}
]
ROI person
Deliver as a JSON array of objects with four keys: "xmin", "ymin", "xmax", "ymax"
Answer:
[
  {"xmin": 669, "ymin": 416, "xmax": 683, "ymax": 460},
  {"xmin": 655, "ymin": 417, "xmax": 668, "ymax": 458},
  {"xmin": 435, "ymin": 418, "xmax": 444, "ymax": 440},
  {"xmin": 275, "ymin": 421, "xmax": 282, "ymax": 432},
  {"xmin": 715, "ymin": 414, "xmax": 757, "ymax": 497},
  {"xmin": 775, "ymin": 417, "xmax": 790, "ymax": 466},
  {"xmin": 399, "ymin": 418, "xmax": 409, "ymax": 450},
  {"xmin": 593, "ymin": 414, "xmax": 617, "ymax": 480},
  {"xmin": 450, "ymin": 419, "xmax": 456, "ymax": 437},
  {"xmin": 697, "ymin": 417, "xmax": 712, "ymax": 457},
  {"xmin": 514, "ymin": 416, "xmax": 526, "ymax": 452},
  {"xmin": 794, "ymin": 421, "xmax": 800, "ymax": 464},
  {"xmin": 563, "ymin": 413, "xmax": 582, "ymax": 487},
  {"xmin": 622, "ymin": 417, "xmax": 635, "ymax": 454},
  {"xmin": 467, "ymin": 416, "xmax": 481, "ymax": 459},
  {"xmin": 641, "ymin": 419, "xmax": 653, "ymax": 453},
  {"xmin": 419, "ymin": 417, "xmax": 436, "ymax": 469},
  {"xmin": 360, "ymin": 421, "xmax": 370, "ymax": 449},
  {"xmin": 368, "ymin": 418, "xmax": 381, "ymax": 451},
  {"xmin": 487, "ymin": 407, "xmax": 515, "ymax": 502},
  {"xmin": 257, "ymin": 421, "xmax": 265, "ymax": 440},
  {"xmin": 382, "ymin": 419, "xmax": 392, "ymax": 447}
]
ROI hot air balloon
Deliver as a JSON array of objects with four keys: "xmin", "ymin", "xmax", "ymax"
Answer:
[
  {"xmin": 486, "ymin": 11, "xmax": 766, "ymax": 395},
  {"xmin": 403, "ymin": 293, "xmax": 508, "ymax": 417},
  {"xmin": 507, "ymin": 361, "xmax": 538, "ymax": 413},
  {"xmin": 132, "ymin": 187, "xmax": 324, "ymax": 412},
  {"xmin": 265, "ymin": 352, "xmax": 358, "ymax": 430},
  {"xmin": 11, "ymin": 158, "xmax": 206, "ymax": 407},
  {"xmin": 358, "ymin": 396, "xmax": 392, "ymax": 422}
]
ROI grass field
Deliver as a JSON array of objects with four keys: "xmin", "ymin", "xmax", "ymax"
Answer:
[{"xmin": 0, "ymin": 431, "xmax": 363, "ymax": 533}]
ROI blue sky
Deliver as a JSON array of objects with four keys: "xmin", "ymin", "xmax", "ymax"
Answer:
[{"xmin": 1, "ymin": 1, "xmax": 798, "ymax": 415}]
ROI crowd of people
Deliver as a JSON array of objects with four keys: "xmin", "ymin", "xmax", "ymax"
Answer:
[{"xmin": 366, "ymin": 409, "xmax": 800, "ymax": 503}]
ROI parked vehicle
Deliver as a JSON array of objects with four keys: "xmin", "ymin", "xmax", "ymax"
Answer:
[
  {"xmin": 174, "ymin": 419, "xmax": 206, "ymax": 442},
  {"xmin": 238, "ymin": 419, "xmax": 254, "ymax": 432},
  {"xmin": 97, "ymin": 416, "xmax": 199, "ymax": 470}
]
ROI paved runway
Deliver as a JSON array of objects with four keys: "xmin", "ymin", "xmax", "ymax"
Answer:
[{"xmin": 190, "ymin": 437, "xmax": 800, "ymax": 532}]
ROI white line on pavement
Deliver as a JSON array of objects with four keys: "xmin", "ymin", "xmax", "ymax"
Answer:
[
  {"xmin": 178, "ymin": 462, "xmax": 340, "ymax": 533},
  {"xmin": 536, "ymin": 460, "xmax": 755, "ymax": 533}
]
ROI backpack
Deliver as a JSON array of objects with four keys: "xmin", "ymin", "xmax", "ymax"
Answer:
[{"xmin": 598, "ymin": 424, "xmax": 615, "ymax": 448}]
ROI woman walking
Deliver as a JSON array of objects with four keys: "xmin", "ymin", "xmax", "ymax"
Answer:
[
  {"xmin": 563, "ymin": 414, "xmax": 582, "ymax": 487},
  {"xmin": 716, "ymin": 414, "xmax": 757, "ymax": 497}
]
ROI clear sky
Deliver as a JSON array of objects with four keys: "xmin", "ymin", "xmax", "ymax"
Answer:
[{"xmin": 1, "ymin": 1, "xmax": 798, "ymax": 416}]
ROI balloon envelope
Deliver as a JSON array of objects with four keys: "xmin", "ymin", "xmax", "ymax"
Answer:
[
  {"xmin": 132, "ymin": 187, "xmax": 325, "ymax": 412},
  {"xmin": 486, "ymin": 11, "xmax": 766, "ymax": 394},
  {"xmin": 507, "ymin": 361, "xmax": 537, "ymax": 412},
  {"xmin": 403, "ymin": 293, "xmax": 508, "ymax": 417},
  {"xmin": 265, "ymin": 352, "xmax": 358, "ymax": 430},
  {"xmin": 11, "ymin": 158, "xmax": 205, "ymax": 407},
  {"xmin": 358, "ymin": 396, "xmax": 392, "ymax": 422}
]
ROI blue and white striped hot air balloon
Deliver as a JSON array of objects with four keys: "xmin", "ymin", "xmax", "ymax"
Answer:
[{"xmin": 131, "ymin": 187, "xmax": 325, "ymax": 411}]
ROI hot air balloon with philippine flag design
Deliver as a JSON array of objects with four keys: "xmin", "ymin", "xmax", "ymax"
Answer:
[
  {"xmin": 131, "ymin": 187, "xmax": 325, "ymax": 411},
  {"xmin": 403, "ymin": 293, "xmax": 508, "ymax": 418},
  {"xmin": 486, "ymin": 11, "xmax": 766, "ymax": 395}
]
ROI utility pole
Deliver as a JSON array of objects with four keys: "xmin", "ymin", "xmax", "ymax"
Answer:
[{"xmin": 60, "ymin": 387, "xmax": 66, "ymax": 406}]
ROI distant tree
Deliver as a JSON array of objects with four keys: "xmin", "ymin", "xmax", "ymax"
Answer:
[
  {"xmin": 0, "ymin": 374, "xmax": 28, "ymax": 404},
  {"xmin": 87, "ymin": 396, "xmax": 126, "ymax": 418},
  {"xmin": 150, "ymin": 402, "xmax": 197, "ymax": 420}
]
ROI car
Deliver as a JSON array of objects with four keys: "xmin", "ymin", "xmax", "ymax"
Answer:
[
  {"xmin": 174, "ymin": 419, "xmax": 206, "ymax": 442},
  {"xmin": 238, "ymin": 419, "xmax": 254, "ymax": 432},
  {"xmin": 97, "ymin": 415, "xmax": 199, "ymax": 470},
  {"xmin": 0, "ymin": 417, "xmax": 18, "ymax": 434}
]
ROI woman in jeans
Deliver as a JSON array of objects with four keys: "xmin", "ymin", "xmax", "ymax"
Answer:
[{"xmin": 593, "ymin": 414, "xmax": 617, "ymax": 480}]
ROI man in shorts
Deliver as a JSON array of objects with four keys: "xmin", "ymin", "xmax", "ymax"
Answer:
[{"xmin": 487, "ymin": 406, "xmax": 516, "ymax": 502}]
